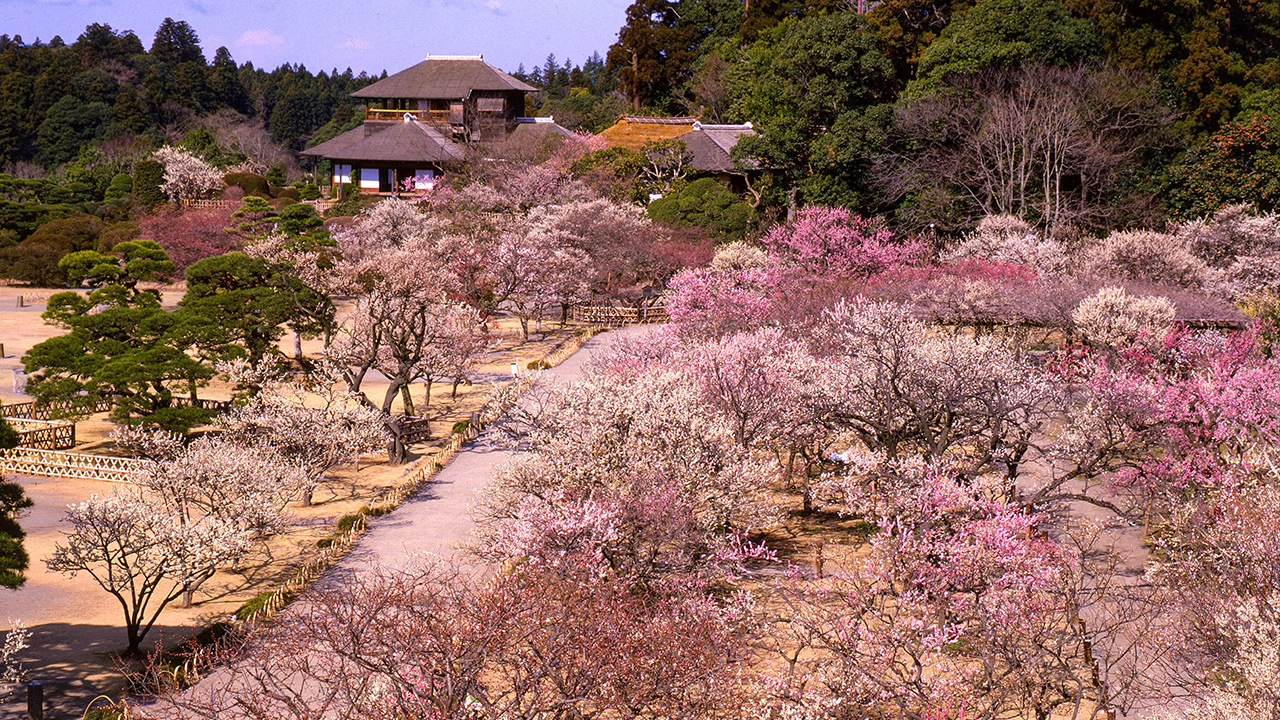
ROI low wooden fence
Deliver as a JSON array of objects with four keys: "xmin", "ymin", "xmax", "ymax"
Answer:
[
  {"xmin": 570, "ymin": 305, "xmax": 669, "ymax": 326},
  {"xmin": 0, "ymin": 448, "xmax": 144, "ymax": 482},
  {"xmin": 0, "ymin": 397, "xmax": 228, "ymax": 420},
  {"xmin": 0, "ymin": 398, "xmax": 114, "ymax": 421},
  {"xmin": 171, "ymin": 397, "xmax": 233, "ymax": 411},
  {"xmin": 8, "ymin": 418, "xmax": 75, "ymax": 450},
  {"xmin": 180, "ymin": 199, "xmax": 241, "ymax": 210}
]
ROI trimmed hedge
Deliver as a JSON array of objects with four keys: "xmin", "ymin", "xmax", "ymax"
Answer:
[{"xmin": 224, "ymin": 172, "xmax": 270, "ymax": 197}]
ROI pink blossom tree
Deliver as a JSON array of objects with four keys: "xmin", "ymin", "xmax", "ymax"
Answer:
[{"xmin": 762, "ymin": 206, "xmax": 924, "ymax": 278}]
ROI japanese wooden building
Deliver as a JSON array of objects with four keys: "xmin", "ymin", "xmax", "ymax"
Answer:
[{"xmin": 301, "ymin": 54, "xmax": 540, "ymax": 192}]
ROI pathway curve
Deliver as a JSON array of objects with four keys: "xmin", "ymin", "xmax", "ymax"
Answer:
[{"xmin": 328, "ymin": 327, "xmax": 634, "ymax": 574}]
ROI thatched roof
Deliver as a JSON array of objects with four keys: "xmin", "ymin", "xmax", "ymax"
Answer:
[
  {"xmin": 301, "ymin": 119, "xmax": 465, "ymax": 164},
  {"xmin": 598, "ymin": 116, "xmax": 698, "ymax": 151},
  {"xmin": 352, "ymin": 55, "xmax": 536, "ymax": 100},
  {"xmin": 597, "ymin": 117, "xmax": 758, "ymax": 172}
]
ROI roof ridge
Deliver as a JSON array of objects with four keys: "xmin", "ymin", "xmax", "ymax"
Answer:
[{"xmin": 621, "ymin": 115, "xmax": 698, "ymax": 125}]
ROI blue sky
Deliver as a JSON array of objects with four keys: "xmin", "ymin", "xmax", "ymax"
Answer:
[{"xmin": 0, "ymin": 0, "xmax": 633, "ymax": 76}]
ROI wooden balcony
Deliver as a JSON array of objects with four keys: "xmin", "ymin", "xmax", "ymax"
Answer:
[{"xmin": 366, "ymin": 108, "xmax": 452, "ymax": 124}]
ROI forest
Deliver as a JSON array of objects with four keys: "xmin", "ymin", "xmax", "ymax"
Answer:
[{"xmin": 0, "ymin": 1, "xmax": 1278, "ymax": 719}]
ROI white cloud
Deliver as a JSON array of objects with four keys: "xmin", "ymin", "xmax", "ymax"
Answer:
[
  {"xmin": 338, "ymin": 37, "xmax": 371, "ymax": 50},
  {"xmin": 484, "ymin": 0, "xmax": 505, "ymax": 13},
  {"xmin": 234, "ymin": 29, "xmax": 286, "ymax": 49}
]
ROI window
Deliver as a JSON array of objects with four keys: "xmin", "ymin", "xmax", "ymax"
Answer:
[{"xmin": 477, "ymin": 97, "xmax": 504, "ymax": 113}]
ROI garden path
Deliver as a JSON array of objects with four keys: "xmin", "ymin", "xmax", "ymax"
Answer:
[{"xmin": 324, "ymin": 326, "xmax": 636, "ymax": 575}]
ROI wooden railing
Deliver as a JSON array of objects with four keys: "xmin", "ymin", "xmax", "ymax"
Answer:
[
  {"xmin": 0, "ymin": 397, "xmax": 229, "ymax": 420},
  {"xmin": 365, "ymin": 108, "xmax": 452, "ymax": 124},
  {"xmin": 570, "ymin": 305, "xmax": 669, "ymax": 326},
  {"xmin": 8, "ymin": 418, "xmax": 75, "ymax": 450},
  {"xmin": 171, "ymin": 397, "xmax": 233, "ymax": 411},
  {"xmin": 0, "ymin": 448, "xmax": 144, "ymax": 482}
]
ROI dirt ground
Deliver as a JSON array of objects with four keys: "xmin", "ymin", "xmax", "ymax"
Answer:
[{"xmin": 0, "ymin": 284, "xmax": 576, "ymax": 718}]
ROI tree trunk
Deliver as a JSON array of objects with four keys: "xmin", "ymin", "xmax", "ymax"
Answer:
[
  {"xmin": 400, "ymin": 384, "xmax": 416, "ymax": 416},
  {"xmin": 294, "ymin": 329, "xmax": 304, "ymax": 359},
  {"xmin": 386, "ymin": 416, "xmax": 408, "ymax": 465}
]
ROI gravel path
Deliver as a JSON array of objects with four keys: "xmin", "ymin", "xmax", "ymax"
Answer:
[{"xmin": 326, "ymin": 327, "xmax": 632, "ymax": 574}]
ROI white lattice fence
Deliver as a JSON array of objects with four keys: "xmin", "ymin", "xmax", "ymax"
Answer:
[{"xmin": 0, "ymin": 448, "xmax": 144, "ymax": 482}]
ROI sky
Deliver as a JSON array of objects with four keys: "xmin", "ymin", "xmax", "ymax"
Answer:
[{"xmin": 0, "ymin": 0, "xmax": 634, "ymax": 76}]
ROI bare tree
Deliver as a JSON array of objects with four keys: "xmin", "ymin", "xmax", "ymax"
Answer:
[{"xmin": 880, "ymin": 64, "xmax": 1173, "ymax": 232}]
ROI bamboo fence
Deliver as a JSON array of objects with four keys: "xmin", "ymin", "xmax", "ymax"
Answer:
[
  {"xmin": 570, "ymin": 305, "xmax": 669, "ymax": 325},
  {"xmin": 0, "ymin": 447, "xmax": 144, "ymax": 481}
]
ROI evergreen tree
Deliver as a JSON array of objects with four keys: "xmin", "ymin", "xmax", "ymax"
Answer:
[
  {"xmin": 209, "ymin": 47, "xmax": 251, "ymax": 114},
  {"xmin": 151, "ymin": 18, "xmax": 205, "ymax": 66},
  {"xmin": 0, "ymin": 461, "xmax": 32, "ymax": 590}
]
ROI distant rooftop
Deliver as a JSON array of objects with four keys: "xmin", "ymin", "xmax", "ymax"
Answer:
[
  {"xmin": 300, "ymin": 118, "xmax": 465, "ymax": 164},
  {"xmin": 599, "ymin": 115, "xmax": 699, "ymax": 151},
  {"xmin": 620, "ymin": 115, "xmax": 700, "ymax": 125},
  {"xmin": 597, "ymin": 117, "xmax": 758, "ymax": 172},
  {"xmin": 352, "ymin": 55, "xmax": 536, "ymax": 100}
]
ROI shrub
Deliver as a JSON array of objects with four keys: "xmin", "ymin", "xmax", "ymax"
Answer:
[
  {"xmin": 1085, "ymin": 229, "xmax": 1212, "ymax": 288},
  {"xmin": 132, "ymin": 158, "xmax": 165, "ymax": 207},
  {"xmin": 223, "ymin": 172, "xmax": 270, "ymax": 197},
  {"xmin": 234, "ymin": 589, "xmax": 293, "ymax": 621},
  {"xmin": 709, "ymin": 240, "xmax": 773, "ymax": 274},
  {"xmin": 1072, "ymin": 286, "xmax": 1175, "ymax": 349},
  {"xmin": 153, "ymin": 146, "xmax": 225, "ymax": 202},
  {"xmin": 1220, "ymin": 254, "xmax": 1280, "ymax": 300},
  {"xmin": 762, "ymin": 206, "xmax": 923, "ymax": 277},
  {"xmin": 452, "ymin": 420, "xmax": 471, "ymax": 434},
  {"xmin": 105, "ymin": 173, "xmax": 133, "ymax": 200},
  {"xmin": 27, "ymin": 215, "xmax": 104, "ymax": 251},
  {"xmin": 96, "ymin": 221, "xmax": 141, "ymax": 253},
  {"xmin": 137, "ymin": 206, "xmax": 240, "ymax": 271},
  {"xmin": 335, "ymin": 513, "xmax": 364, "ymax": 533},
  {"xmin": 1177, "ymin": 203, "xmax": 1280, "ymax": 268},
  {"xmin": 943, "ymin": 214, "xmax": 1068, "ymax": 276},
  {"xmin": 647, "ymin": 177, "xmax": 754, "ymax": 240},
  {"xmin": 276, "ymin": 187, "xmax": 301, "ymax": 201},
  {"xmin": 0, "ymin": 243, "xmax": 68, "ymax": 285},
  {"xmin": 299, "ymin": 183, "xmax": 321, "ymax": 200},
  {"xmin": 265, "ymin": 166, "xmax": 286, "ymax": 186},
  {"xmin": 527, "ymin": 360, "xmax": 551, "ymax": 371}
]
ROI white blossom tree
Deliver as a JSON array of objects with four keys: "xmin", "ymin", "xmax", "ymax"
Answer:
[
  {"xmin": 218, "ymin": 361, "xmax": 388, "ymax": 506},
  {"xmin": 48, "ymin": 431, "xmax": 309, "ymax": 652},
  {"xmin": 152, "ymin": 146, "xmax": 225, "ymax": 202},
  {"xmin": 48, "ymin": 490, "xmax": 250, "ymax": 654}
]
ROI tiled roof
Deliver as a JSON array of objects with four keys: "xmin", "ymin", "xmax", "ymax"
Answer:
[
  {"xmin": 300, "ymin": 119, "xmax": 466, "ymax": 164},
  {"xmin": 352, "ymin": 55, "xmax": 536, "ymax": 100},
  {"xmin": 681, "ymin": 122, "xmax": 758, "ymax": 173},
  {"xmin": 504, "ymin": 117, "xmax": 573, "ymax": 143}
]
